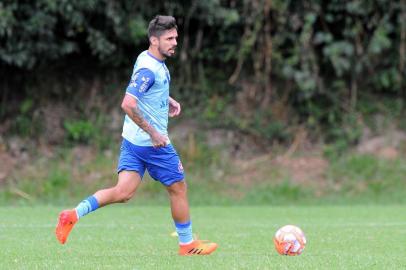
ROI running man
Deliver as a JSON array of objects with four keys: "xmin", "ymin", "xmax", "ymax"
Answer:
[{"xmin": 55, "ymin": 15, "xmax": 218, "ymax": 256}]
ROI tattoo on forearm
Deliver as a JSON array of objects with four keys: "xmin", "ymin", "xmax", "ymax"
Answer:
[{"xmin": 130, "ymin": 106, "xmax": 154, "ymax": 134}]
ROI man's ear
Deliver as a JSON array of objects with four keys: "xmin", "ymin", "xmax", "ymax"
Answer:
[{"xmin": 150, "ymin": 36, "xmax": 159, "ymax": 46}]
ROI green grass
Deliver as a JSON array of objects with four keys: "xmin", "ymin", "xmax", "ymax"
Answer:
[{"xmin": 1, "ymin": 205, "xmax": 406, "ymax": 269}]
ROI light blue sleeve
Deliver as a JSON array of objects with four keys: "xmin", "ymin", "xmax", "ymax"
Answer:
[{"xmin": 126, "ymin": 68, "xmax": 155, "ymax": 98}]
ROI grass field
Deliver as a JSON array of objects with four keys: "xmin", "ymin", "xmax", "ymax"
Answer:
[{"xmin": 1, "ymin": 205, "xmax": 405, "ymax": 269}]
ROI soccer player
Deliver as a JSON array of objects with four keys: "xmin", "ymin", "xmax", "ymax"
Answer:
[{"xmin": 55, "ymin": 15, "xmax": 218, "ymax": 256}]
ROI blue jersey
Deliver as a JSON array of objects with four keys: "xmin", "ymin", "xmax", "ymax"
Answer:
[{"xmin": 122, "ymin": 51, "xmax": 171, "ymax": 146}]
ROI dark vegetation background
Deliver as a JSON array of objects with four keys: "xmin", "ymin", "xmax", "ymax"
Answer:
[{"xmin": 1, "ymin": 0, "xmax": 405, "ymax": 205}]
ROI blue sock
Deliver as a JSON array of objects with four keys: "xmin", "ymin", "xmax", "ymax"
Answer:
[
  {"xmin": 75, "ymin": 195, "xmax": 99, "ymax": 219},
  {"xmin": 175, "ymin": 221, "xmax": 193, "ymax": 245}
]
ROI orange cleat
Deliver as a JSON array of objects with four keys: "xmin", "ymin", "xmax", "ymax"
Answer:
[
  {"xmin": 55, "ymin": 209, "xmax": 78, "ymax": 244},
  {"xmin": 178, "ymin": 240, "xmax": 218, "ymax": 256}
]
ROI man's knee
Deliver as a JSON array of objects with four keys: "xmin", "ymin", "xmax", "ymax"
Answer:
[
  {"xmin": 114, "ymin": 185, "xmax": 135, "ymax": 203},
  {"xmin": 167, "ymin": 181, "xmax": 187, "ymax": 197}
]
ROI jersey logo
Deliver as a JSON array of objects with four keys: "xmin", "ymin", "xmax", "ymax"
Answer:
[
  {"xmin": 178, "ymin": 161, "xmax": 184, "ymax": 173},
  {"xmin": 129, "ymin": 80, "xmax": 137, "ymax": 88},
  {"xmin": 129, "ymin": 72, "xmax": 139, "ymax": 88},
  {"xmin": 160, "ymin": 100, "xmax": 169, "ymax": 108},
  {"xmin": 139, "ymin": 76, "xmax": 151, "ymax": 93}
]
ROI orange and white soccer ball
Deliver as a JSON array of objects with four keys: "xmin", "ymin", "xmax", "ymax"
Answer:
[{"xmin": 273, "ymin": 225, "xmax": 306, "ymax": 256}]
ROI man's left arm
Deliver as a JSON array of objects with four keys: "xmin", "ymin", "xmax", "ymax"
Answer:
[{"xmin": 169, "ymin": 96, "xmax": 181, "ymax": 117}]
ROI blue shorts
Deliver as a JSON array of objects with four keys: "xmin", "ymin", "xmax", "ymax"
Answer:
[{"xmin": 117, "ymin": 138, "xmax": 185, "ymax": 186}]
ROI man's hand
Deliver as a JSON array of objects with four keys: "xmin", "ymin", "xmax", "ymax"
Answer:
[
  {"xmin": 169, "ymin": 97, "xmax": 181, "ymax": 117},
  {"xmin": 150, "ymin": 131, "xmax": 169, "ymax": 148}
]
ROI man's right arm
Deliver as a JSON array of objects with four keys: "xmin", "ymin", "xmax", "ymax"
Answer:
[
  {"xmin": 122, "ymin": 67, "xmax": 167, "ymax": 147},
  {"xmin": 121, "ymin": 94, "xmax": 168, "ymax": 147}
]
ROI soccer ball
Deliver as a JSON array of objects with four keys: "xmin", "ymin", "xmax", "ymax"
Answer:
[{"xmin": 273, "ymin": 225, "xmax": 306, "ymax": 256}]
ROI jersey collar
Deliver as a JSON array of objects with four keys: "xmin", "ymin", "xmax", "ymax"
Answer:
[{"xmin": 147, "ymin": 51, "xmax": 165, "ymax": 63}]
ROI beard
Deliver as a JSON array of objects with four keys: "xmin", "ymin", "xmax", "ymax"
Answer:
[{"xmin": 159, "ymin": 46, "xmax": 176, "ymax": 58}]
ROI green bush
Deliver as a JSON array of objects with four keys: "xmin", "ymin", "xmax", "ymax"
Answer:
[
  {"xmin": 64, "ymin": 120, "xmax": 95, "ymax": 143},
  {"xmin": 12, "ymin": 99, "xmax": 42, "ymax": 137}
]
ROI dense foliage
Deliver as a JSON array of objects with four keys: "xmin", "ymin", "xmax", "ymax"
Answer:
[{"xmin": 1, "ymin": 0, "xmax": 405, "ymax": 144}]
